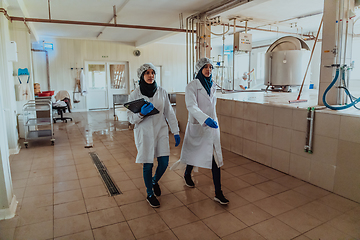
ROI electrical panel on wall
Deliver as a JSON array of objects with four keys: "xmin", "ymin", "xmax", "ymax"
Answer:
[{"xmin": 234, "ymin": 32, "xmax": 252, "ymax": 52}]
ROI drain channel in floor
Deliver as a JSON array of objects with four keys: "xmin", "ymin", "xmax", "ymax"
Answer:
[{"xmin": 89, "ymin": 152, "xmax": 122, "ymax": 196}]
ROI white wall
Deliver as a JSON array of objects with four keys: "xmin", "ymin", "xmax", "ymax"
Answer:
[
  {"xmin": 10, "ymin": 22, "xmax": 35, "ymax": 114},
  {"xmin": 10, "ymin": 23, "xmax": 188, "ymax": 112},
  {"xmin": 30, "ymin": 38, "xmax": 187, "ymax": 112}
]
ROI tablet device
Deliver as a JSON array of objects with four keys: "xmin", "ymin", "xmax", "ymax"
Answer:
[{"xmin": 124, "ymin": 98, "xmax": 159, "ymax": 116}]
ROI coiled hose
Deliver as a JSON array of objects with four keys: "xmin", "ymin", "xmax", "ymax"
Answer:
[{"xmin": 322, "ymin": 67, "xmax": 360, "ymax": 110}]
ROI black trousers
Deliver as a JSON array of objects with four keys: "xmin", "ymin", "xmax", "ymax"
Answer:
[{"xmin": 185, "ymin": 156, "xmax": 221, "ymax": 193}]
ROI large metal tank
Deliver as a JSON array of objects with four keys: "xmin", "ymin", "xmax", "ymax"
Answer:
[{"xmin": 264, "ymin": 36, "xmax": 311, "ymax": 88}]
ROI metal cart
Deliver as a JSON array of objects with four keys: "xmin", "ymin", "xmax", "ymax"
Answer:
[
  {"xmin": 23, "ymin": 99, "xmax": 55, "ymax": 148},
  {"xmin": 113, "ymin": 94, "xmax": 128, "ymax": 120}
]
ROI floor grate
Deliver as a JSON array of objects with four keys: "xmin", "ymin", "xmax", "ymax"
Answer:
[{"xmin": 89, "ymin": 152, "xmax": 122, "ymax": 196}]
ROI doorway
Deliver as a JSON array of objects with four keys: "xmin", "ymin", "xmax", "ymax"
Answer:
[{"xmin": 85, "ymin": 61, "xmax": 129, "ymax": 110}]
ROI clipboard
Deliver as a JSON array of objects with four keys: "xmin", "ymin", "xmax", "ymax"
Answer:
[{"xmin": 124, "ymin": 98, "xmax": 159, "ymax": 116}]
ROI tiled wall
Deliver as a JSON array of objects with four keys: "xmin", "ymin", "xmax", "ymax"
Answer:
[{"xmin": 176, "ymin": 93, "xmax": 360, "ymax": 203}]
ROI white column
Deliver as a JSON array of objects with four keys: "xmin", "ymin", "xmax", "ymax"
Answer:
[
  {"xmin": 318, "ymin": 0, "xmax": 354, "ymax": 105},
  {"xmin": 0, "ymin": 1, "xmax": 20, "ymax": 154},
  {"xmin": 0, "ymin": 2, "xmax": 17, "ymax": 220}
]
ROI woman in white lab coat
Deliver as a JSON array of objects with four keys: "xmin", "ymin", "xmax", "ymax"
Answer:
[
  {"xmin": 127, "ymin": 63, "xmax": 180, "ymax": 208},
  {"xmin": 179, "ymin": 57, "xmax": 229, "ymax": 205}
]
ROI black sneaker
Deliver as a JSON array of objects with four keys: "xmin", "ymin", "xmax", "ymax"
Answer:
[
  {"xmin": 146, "ymin": 195, "xmax": 160, "ymax": 208},
  {"xmin": 184, "ymin": 174, "xmax": 195, "ymax": 188},
  {"xmin": 214, "ymin": 191, "xmax": 229, "ymax": 205},
  {"xmin": 153, "ymin": 182, "xmax": 161, "ymax": 197}
]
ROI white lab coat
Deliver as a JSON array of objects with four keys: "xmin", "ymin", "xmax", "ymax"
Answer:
[
  {"xmin": 127, "ymin": 86, "xmax": 179, "ymax": 164},
  {"xmin": 179, "ymin": 79, "xmax": 223, "ymax": 169}
]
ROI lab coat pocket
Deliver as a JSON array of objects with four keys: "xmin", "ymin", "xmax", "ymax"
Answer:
[{"xmin": 188, "ymin": 122, "xmax": 204, "ymax": 139}]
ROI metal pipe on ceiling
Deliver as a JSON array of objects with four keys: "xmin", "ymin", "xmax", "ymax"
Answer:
[
  {"xmin": 9, "ymin": 16, "xmax": 193, "ymax": 33},
  {"xmin": 97, "ymin": 1, "xmax": 130, "ymax": 38},
  {"xmin": 0, "ymin": 8, "xmax": 11, "ymax": 21},
  {"xmin": 251, "ymin": 11, "xmax": 323, "ymax": 31},
  {"xmin": 227, "ymin": 23, "xmax": 314, "ymax": 37}
]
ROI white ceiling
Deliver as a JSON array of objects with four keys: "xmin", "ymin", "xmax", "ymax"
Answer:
[{"xmin": 4, "ymin": 0, "xmax": 359, "ymax": 47}]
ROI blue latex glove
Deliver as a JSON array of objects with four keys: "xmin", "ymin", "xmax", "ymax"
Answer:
[
  {"xmin": 140, "ymin": 102, "xmax": 154, "ymax": 116},
  {"xmin": 174, "ymin": 134, "xmax": 181, "ymax": 147},
  {"xmin": 204, "ymin": 117, "xmax": 218, "ymax": 128}
]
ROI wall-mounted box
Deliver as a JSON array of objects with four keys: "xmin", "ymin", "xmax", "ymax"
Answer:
[
  {"xmin": 234, "ymin": 32, "xmax": 252, "ymax": 52},
  {"xmin": 8, "ymin": 41, "xmax": 18, "ymax": 62}
]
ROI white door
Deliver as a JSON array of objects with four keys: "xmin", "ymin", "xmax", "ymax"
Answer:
[
  {"xmin": 107, "ymin": 62, "xmax": 129, "ymax": 108},
  {"xmin": 86, "ymin": 62, "xmax": 108, "ymax": 110}
]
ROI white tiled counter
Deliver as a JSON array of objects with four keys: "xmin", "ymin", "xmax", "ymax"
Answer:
[{"xmin": 176, "ymin": 91, "xmax": 360, "ymax": 203}]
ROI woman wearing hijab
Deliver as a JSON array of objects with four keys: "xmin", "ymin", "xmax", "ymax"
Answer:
[
  {"xmin": 177, "ymin": 57, "xmax": 229, "ymax": 204},
  {"xmin": 127, "ymin": 63, "xmax": 181, "ymax": 208}
]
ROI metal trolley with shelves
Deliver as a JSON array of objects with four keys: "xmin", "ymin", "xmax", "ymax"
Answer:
[{"xmin": 23, "ymin": 99, "xmax": 55, "ymax": 148}]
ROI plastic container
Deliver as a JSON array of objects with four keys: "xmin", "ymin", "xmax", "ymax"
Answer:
[
  {"xmin": 42, "ymin": 91, "xmax": 55, "ymax": 96},
  {"xmin": 38, "ymin": 92, "xmax": 51, "ymax": 97}
]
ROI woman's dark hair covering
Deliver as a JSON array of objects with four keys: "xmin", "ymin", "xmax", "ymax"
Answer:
[
  {"xmin": 138, "ymin": 63, "xmax": 157, "ymax": 97},
  {"xmin": 196, "ymin": 65, "xmax": 213, "ymax": 96}
]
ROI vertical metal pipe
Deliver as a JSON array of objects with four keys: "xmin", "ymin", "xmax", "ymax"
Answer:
[
  {"xmin": 222, "ymin": 24, "xmax": 225, "ymax": 92},
  {"xmin": 186, "ymin": 17, "xmax": 189, "ymax": 84},
  {"xmin": 45, "ymin": 51, "xmax": 50, "ymax": 90},
  {"xmin": 248, "ymin": 51, "xmax": 251, "ymax": 89},
  {"xmin": 113, "ymin": 5, "xmax": 117, "ymax": 25},
  {"xmin": 232, "ymin": 18, "xmax": 236, "ymax": 90},
  {"xmin": 192, "ymin": 18, "xmax": 195, "ymax": 78},
  {"xmin": 48, "ymin": 0, "xmax": 51, "ymax": 21}
]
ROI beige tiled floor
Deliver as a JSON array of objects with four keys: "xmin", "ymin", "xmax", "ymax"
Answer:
[{"xmin": 1, "ymin": 110, "xmax": 360, "ymax": 240}]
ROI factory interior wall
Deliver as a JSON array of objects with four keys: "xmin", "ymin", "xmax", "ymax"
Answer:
[{"xmin": 10, "ymin": 22, "xmax": 187, "ymax": 113}]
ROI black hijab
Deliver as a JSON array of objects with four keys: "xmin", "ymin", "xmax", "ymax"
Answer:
[
  {"xmin": 139, "ymin": 72, "xmax": 157, "ymax": 98},
  {"xmin": 196, "ymin": 66, "xmax": 213, "ymax": 96}
]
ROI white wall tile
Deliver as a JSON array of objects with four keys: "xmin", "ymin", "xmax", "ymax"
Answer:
[
  {"xmin": 232, "ymin": 118, "xmax": 244, "ymax": 138},
  {"xmin": 232, "ymin": 101, "xmax": 244, "ymax": 119},
  {"xmin": 309, "ymin": 161, "xmax": 335, "ymax": 191},
  {"xmin": 309, "ymin": 135, "xmax": 338, "ymax": 165},
  {"xmin": 289, "ymin": 154, "xmax": 311, "ymax": 181},
  {"xmin": 314, "ymin": 112, "xmax": 340, "ymax": 139},
  {"xmin": 243, "ymin": 102, "xmax": 258, "ymax": 121},
  {"xmin": 243, "ymin": 139, "xmax": 257, "ymax": 161},
  {"xmin": 243, "ymin": 120, "xmax": 257, "ymax": 141},
  {"xmin": 274, "ymin": 107, "xmax": 293, "ymax": 129},
  {"xmin": 230, "ymin": 136, "xmax": 243, "ymax": 156},
  {"xmin": 272, "ymin": 126, "xmax": 291, "ymax": 151},
  {"xmin": 220, "ymin": 132, "xmax": 231, "ymax": 151},
  {"xmin": 272, "ymin": 148, "xmax": 290, "ymax": 174},
  {"xmin": 219, "ymin": 115, "xmax": 232, "ymax": 134},
  {"xmin": 339, "ymin": 116, "xmax": 360, "ymax": 144},
  {"xmin": 217, "ymin": 99, "xmax": 234, "ymax": 117},
  {"xmin": 292, "ymin": 108, "xmax": 307, "ymax": 132},
  {"xmin": 256, "ymin": 143, "xmax": 272, "ymax": 166},
  {"xmin": 256, "ymin": 123, "xmax": 273, "ymax": 146},
  {"xmin": 290, "ymin": 130, "xmax": 309, "ymax": 158},
  {"xmin": 335, "ymin": 140, "xmax": 360, "ymax": 175},
  {"xmin": 257, "ymin": 105, "xmax": 274, "ymax": 125}
]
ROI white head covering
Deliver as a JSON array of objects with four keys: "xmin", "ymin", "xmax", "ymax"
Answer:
[
  {"xmin": 195, "ymin": 57, "xmax": 214, "ymax": 75},
  {"xmin": 137, "ymin": 63, "xmax": 157, "ymax": 79}
]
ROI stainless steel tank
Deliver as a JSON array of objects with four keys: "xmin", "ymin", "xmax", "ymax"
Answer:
[{"xmin": 264, "ymin": 36, "xmax": 311, "ymax": 88}]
